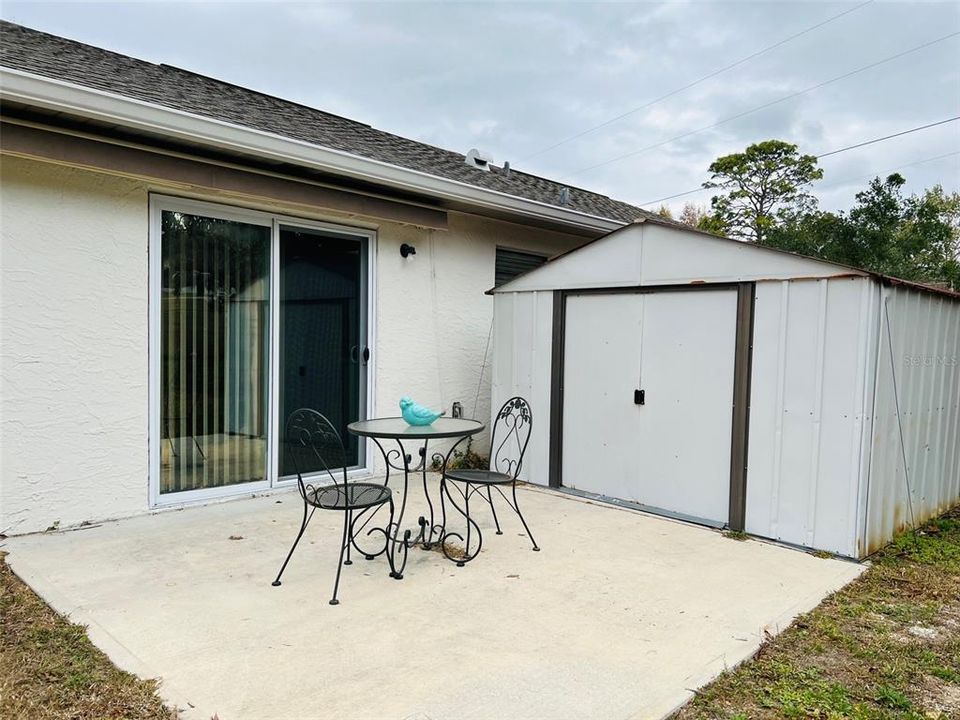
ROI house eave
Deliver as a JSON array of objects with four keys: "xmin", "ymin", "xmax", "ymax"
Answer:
[{"xmin": 0, "ymin": 67, "xmax": 624, "ymax": 235}]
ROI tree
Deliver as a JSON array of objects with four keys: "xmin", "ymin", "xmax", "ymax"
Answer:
[
  {"xmin": 703, "ymin": 140, "xmax": 822, "ymax": 243},
  {"xmin": 678, "ymin": 202, "xmax": 708, "ymax": 227},
  {"xmin": 656, "ymin": 204, "xmax": 673, "ymax": 219},
  {"xmin": 766, "ymin": 175, "xmax": 960, "ymax": 290},
  {"xmin": 674, "ymin": 202, "xmax": 728, "ymax": 236}
]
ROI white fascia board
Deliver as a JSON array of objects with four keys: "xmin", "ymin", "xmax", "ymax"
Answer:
[{"xmin": 0, "ymin": 68, "xmax": 624, "ymax": 234}]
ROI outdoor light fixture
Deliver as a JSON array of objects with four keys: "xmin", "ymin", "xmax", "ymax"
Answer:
[{"xmin": 400, "ymin": 243, "xmax": 416, "ymax": 258}]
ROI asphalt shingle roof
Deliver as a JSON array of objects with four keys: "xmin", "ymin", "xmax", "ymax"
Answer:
[{"xmin": 1, "ymin": 21, "xmax": 662, "ymax": 225}]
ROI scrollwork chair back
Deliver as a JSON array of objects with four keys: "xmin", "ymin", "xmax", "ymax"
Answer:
[
  {"xmin": 489, "ymin": 397, "xmax": 533, "ymax": 480},
  {"xmin": 285, "ymin": 408, "xmax": 347, "ymax": 500}
]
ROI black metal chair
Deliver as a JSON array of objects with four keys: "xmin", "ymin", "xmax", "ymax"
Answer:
[
  {"xmin": 441, "ymin": 396, "xmax": 540, "ymax": 566},
  {"xmin": 271, "ymin": 408, "xmax": 394, "ymax": 605}
]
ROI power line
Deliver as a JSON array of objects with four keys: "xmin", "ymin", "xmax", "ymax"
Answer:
[
  {"xmin": 816, "ymin": 116, "xmax": 960, "ymax": 158},
  {"xmin": 640, "ymin": 149, "xmax": 960, "ymax": 208},
  {"xmin": 637, "ymin": 116, "xmax": 960, "ymax": 206},
  {"xmin": 560, "ymin": 31, "xmax": 960, "ymax": 181},
  {"xmin": 818, "ymin": 150, "xmax": 960, "ymax": 191},
  {"xmin": 519, "ymin": 0, "xmax": 876, "ymax": 162},
  {"xmin": 640, "ymin": 186, "xmax": 711, "ymax": 207}
]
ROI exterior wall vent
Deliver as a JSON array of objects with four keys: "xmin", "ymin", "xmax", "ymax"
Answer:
[{"xmin": 465, "ymin": 148, "xmax": 494, "ymax": 172}]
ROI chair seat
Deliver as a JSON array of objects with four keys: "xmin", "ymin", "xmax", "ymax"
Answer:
[
  {"xmin": 307, "ymin": 483, "xmax": 391, "ymax": 510},
  {"xmin": 444, "ymin": 469, "xmax": 512, "ymax": 485}
]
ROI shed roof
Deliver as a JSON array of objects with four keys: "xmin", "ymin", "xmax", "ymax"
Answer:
[
  {"xmin": 490, "ymin": 218, "xmax": 960, "ymax": 300},
  {"xmin": 0, "ymin": 21, "xmax": 680, "ymax": 228}
]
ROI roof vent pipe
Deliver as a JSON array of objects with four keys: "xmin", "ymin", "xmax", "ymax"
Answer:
[
  {"xmin": 465, "ymin": 148, "xmax": 494, "ymax": 172},
  {"xmin": 558, "ymin": 187, "xmax": 570, "ymax": 206},
  {"xmin": 503, "ymin": 161, "xmax": 512, "ymax": 178}
]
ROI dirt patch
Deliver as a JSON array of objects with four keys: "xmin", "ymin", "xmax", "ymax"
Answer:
[{"xmin": 919, "ymin": 676, "xmax": 960, "ymax": 717}]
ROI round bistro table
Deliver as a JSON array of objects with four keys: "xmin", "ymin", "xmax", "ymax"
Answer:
[{"xmin": 346, "ymin": 417, "xmax": 485, "ymax": 578}]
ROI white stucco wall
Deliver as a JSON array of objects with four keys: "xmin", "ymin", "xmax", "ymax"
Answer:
[
  {"xmin": 0, "ymin": 155, "xmax": 585, "ymax": 534},
  {"xmin": 1, "ymin": 156, "xmax": 150, "ymax": 534},
  {"xmin": 374, "ymin": 213, "xmax": 578, "ymax": 466}
]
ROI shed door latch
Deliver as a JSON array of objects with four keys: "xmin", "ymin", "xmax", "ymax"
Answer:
[{"xmin": 634, "ymin": 389, "xmax": 645, "ymax": 405}]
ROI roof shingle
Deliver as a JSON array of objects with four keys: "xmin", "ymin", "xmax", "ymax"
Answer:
[{"xmin": 1, "ymin": 21, "xmax": 665, "ymax": 225}]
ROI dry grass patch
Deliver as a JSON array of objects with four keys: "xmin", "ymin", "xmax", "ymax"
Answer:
[
  {"xmin": 0, "ymin": 551, "xmax": 176, "ymax": 719},
  {"xmin": 421, "ymin": 538, "xmax": 467, "ymax": 560},
  {"xmin": 674, "ymin": 507, "xmax": 960, "ymax": 720}
]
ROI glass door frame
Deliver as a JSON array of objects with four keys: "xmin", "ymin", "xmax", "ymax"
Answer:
[{"xmin": 148, "ymin": 194, "xmax": 376, "ymax": 508}]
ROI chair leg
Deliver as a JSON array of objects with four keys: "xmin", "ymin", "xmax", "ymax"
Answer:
[
  {"xmin": 344, "ymin": 509, "xmax": 353, "ymax": 565},
  {"xmin": 462, "ymin": 482, "xmax": 471, "ymax": 566},
  {"xmin": 486, "ymin": 485, "xmax": 503, "ymax": 535},
  {"xmin": 511, "ymin": 481, "xmax": 539, "ymax": 552},
  {"xmin": 272, "ymin": 501, "xmax": 313, "ymax": 586},
  {"xmin": 330, "ymin": 509, "xmax": 350, "ymax": 606}
]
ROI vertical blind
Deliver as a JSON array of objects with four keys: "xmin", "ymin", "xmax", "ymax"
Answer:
[{"xmin": 160, "ymin": 210, "xmax": 270, "ymax": 494}]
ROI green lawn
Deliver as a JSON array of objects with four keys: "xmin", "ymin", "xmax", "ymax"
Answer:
[{"xmin": 674, "ymin": 507, "xmax": 960, "ymax": 720}]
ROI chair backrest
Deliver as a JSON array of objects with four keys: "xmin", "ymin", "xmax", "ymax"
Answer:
[
  {"xmin": 489, "ymin": 397, "xmax": 533, "ymax": 480},
  {"xmin": 285, "ymin": 408, "xmax": 348, "ymax": 496}
]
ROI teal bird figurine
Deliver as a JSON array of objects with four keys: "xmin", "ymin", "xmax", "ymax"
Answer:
[{"xmin": 399, "ymin": 397, "xmax": 445, "ymax": 426}]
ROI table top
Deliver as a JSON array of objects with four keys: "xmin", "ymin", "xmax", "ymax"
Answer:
[{"xmin": 347, "ymin": 417, "xmax": 485, "ymax": 440}]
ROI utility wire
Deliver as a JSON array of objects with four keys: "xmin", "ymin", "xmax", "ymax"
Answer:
[
  {"xmin": 638, "ymin": 116, "xmax": 960, "ymax": 206},
  {"xmin": 519, "ymin": 0, "xmax": 876, "ymax": 162},
  {"xmin": 883, "ymin": 296, "xmax": 918, "ymax": 541},
  {"xmin": 640, "ymin": 150, "xmax": 960, "ymax": 207},
  {"xmin": 817, "ymin": 116, "xmax": 960, "ymax": 158},
  {"xmin": 560, "ymin": 31, "xmax": 960, "ymax": 181},
  {"xmin": 819, "ymin": 149, "xmax": 960, "ymax": 191}
]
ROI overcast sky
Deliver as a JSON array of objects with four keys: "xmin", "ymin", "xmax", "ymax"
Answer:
[{"xmin": 3, "ymin": 1, "xmax": 958, "ymax": 214}]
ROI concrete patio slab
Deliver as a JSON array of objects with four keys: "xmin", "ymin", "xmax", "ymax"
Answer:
[{"xmin": 3, "ymin": 480, "xmax": 864, "ymax": 720}]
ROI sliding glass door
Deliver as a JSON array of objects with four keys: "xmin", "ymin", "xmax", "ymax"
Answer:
[
  {"xmin": 159, "ymin": 210, "xmax": 271, "ymax": 494},
  {"xmin": 152, "ymin": 197, "xmax": 371, "ymax": 503},
  {"xmin": 279, "ymin": 225, "xmax": 367, "ymax": 476}
]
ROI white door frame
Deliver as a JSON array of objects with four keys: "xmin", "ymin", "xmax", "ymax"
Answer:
[{"xmin": 148, "ymin": 194, "xmax": 376, "ymax": 509}]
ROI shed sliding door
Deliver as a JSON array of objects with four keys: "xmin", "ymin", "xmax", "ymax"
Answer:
[{"xmin": 561, "ymin": 289, "xmax": 738, "ymax": 526}]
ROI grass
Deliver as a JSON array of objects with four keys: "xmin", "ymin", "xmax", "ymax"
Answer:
[
  {"xmin": 674, "ymin": 506, "xmax": 960, "ymax": 720},
  {"xmin": 0, "ymin": 552, "xmax": 176, "ymax": 719}
]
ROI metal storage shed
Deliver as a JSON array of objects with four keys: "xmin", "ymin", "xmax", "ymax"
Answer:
[{"xmin": 490, "ymin": 218, "xmax": 960, "ymax": 559}]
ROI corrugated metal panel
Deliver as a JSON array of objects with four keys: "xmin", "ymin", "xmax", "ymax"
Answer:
[
  {"xmin": 745, "ymin": 277, "xmax": 874, "ymax": 557},
  {"xmin": 491, "ymin": 291, "xmax": 553, "ymax": 485},
  {"xmin": 865, "ymin": 286, "xmax": 960, "ymax": 555}
]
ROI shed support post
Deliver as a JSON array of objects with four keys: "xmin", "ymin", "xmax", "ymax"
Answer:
[
  {"xmin": 728, "ymin": 282, "xmax": 755, "ymax": 532},
  {"xmin": 548, "ymin": 290, "xmax": 565, "ymax": 488}
]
